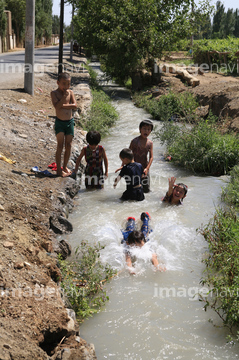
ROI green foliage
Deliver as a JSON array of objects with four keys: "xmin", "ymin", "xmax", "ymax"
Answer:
[
  {"xmin": 199, "ymin": 208, "xmax": 239, "ymax": 330},
  {"xmin": 222, "ymin": 165, "xmax": 239, "ymax": 210},
  {"xmin": 78, "ymin": 67, "xmax": 118, "ymax": 136},
  {"xmin": 133, "ymin": 91, "xmax": 198, "ymax": 122},
  {"xmin": 192, "ymin": 38, "xmax": 239, "ymax": 74},
  {"xmin": 35, "ymin": 0, "xmax": 53, "ymax": 45},
  {"xmin": 157, "ymin": 115, "xmax": 239, "ymax": 175},
  {"xmin": 0, "ymin": 0, "xmax": 6, "ymax": 38},
  {"xmin": 59, "ymin": 241, "xmax": 117, "ymax": 322},
  {"xmin": 73, "ymin": 0, "xmax": 211, "ymax": 84},
  {"xmin": 5, "ymin": 0, "xmax": 25, "ymax": 46},
  {"xmin": 52, "ymin": 14, "xmax": 60, "ymax": 35}
]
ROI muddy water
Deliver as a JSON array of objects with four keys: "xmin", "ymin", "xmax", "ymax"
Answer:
[{"xmin": 65, "ymin": 69, "xmax": 239, "ymax": 359}]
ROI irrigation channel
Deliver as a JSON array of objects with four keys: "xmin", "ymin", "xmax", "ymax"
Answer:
[{"xmin": 64, "ymin": 64, "xmax": 239, "ymax": 359}]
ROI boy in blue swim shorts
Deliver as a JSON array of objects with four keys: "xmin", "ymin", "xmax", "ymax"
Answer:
[{"xmin": 51, "ymin": 72, "xmax": 77, "ymax": 177}]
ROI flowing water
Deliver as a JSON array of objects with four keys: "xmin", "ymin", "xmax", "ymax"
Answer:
[{"xmin": 64, "ymin": 66, "xmax": 239, "ymax": 359}]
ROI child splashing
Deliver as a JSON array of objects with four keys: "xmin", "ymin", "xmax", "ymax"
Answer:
[
  {"xmin": 162, "ymin": 177, "xmax": 188, "ymax": 205},
  {"xmin": 121, "ymin": 213, "xmax": 166, "ymax": 274}
]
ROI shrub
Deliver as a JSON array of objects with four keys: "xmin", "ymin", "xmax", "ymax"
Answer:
[
  {"xmin": 156, "ymin": 116, "xmax": 239, "ymax": 175},
  {"xmin": 133, "ymin": 91, "xmax": 198, "ymax": 122},
  {"xmin": 59, "ymin": 241, "xmax": 117, "ymax": 322},
  {"xmin": 78, "ymin": 67, "xmax": 118, "ymax": 137},
  {"xmin": 199, "ymin": 208, "xmax": 239, "ymax": 331},
  {"xmin": 222, "ymin": 165, "xmax": 239, "ymax": 210}
]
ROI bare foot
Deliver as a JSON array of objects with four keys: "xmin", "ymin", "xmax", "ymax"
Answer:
[
  {"xmin": 62, "ymin": 170, "xmax": 72, "ymax": 178},
  {"xmin": 63, "ymin": 167, "xmax": 72, "ymax": 174}
]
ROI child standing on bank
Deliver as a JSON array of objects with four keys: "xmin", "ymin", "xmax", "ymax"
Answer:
[
  {"xmin": 114, "ymin": 148, "xmax": 144, "ymax": 201},
  {"xmin": 162, "ymin": 177, "xmax": 188, "ymax": 205},
  {"xmin": 51, "ymin": 72, "xmax": 77, "ymax": 177},
  {"xmin": 129, "ymin": 119, "xmax": 153, "ymax": 193},
  {"xmin": 73, "ymin": 131, "xmax": 108, "ymax": 189}
]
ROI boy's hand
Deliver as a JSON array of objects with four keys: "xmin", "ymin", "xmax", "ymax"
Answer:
[
  {"xmin": 115, "ymin": 166, "xmax": 122, "ymax": 173},
  {"xmin": 143, "ymin": 168, "xmax": 149, "ymax": 176},
  {"xmin": 168, "ymin": 176, "xmax": 176, "ymax": 188}
]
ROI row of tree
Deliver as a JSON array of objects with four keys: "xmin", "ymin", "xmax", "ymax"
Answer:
[
  {"xmin": 0, "ymin": 0, "xmax": 54, "ymax": 47},
  {"xmin": 194, "ymin": 1, "xmax": 239, "ymax": 39}
]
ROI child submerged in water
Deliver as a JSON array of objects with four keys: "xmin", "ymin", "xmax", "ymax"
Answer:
[
  {"xmin": 122, "ymin": 212, "xmax": 166, "ymax": 274},
  {"xmin": 162, "ymin": 177, "xmax": 188, "ymax": 205}
]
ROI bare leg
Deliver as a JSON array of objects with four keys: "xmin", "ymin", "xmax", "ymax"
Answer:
[
  {"xmin": 56, "ymin": 132, "xmax": 64, "ymax": 176},
  {"xmin": 62, "ymin": 135, "xmax": 73, "ymax": 177}
]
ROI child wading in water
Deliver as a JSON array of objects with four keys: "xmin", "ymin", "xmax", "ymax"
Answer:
[
  {"xmin": 129, "ymin": 119, "xmax": 153, "ymax": 193},
  {"xmin": 114, "ymin": 148, "xmax": 144, "ymax": 201},
  {"xmin": 51, "ymin": 72, "xmax": 77, "ymax": 177},
  {"xmin": 122, "ymin": 212, "xmax": 166, "ymax": 274},
  {"xmin": 73, "ymin": 131, "xmax": 108, "ymax": 189},
  {"xmin": 162, "ymin": 177, "xmax": 188, "ymax": 205}
]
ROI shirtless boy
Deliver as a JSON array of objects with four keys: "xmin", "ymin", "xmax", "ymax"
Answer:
[{"xmin": 51, "ymin": 72, "xmax": 77, "ymax": 177}]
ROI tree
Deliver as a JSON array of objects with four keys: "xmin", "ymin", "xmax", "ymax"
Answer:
[
  {"xmin": 212, "ymin": 1, "xmax": 225, "ymax": 38},
  {"xmin": 233, "ymin": 9, "xmax": 239, "ymax": 38},
  {"xmin": 220, "ymin": 8, "xmax": 235, "ymax": 38},
  {"xmin": 52, "ymin": 14, "xmax": 60, "ymax": 34},
  {"xmin": 0, "ymin": 0, "xmax": 7, "ymax": 38},
  {"xmin": 73, "ymin": 0, "xmax": 211, "ymax": 86},
  {"xmin": 35, "ymin": 0, "xmax": 53, "ymax": 45},
  {"xmin": 5, "ymin": 0, "xmax": 25, "ymax": 46}
]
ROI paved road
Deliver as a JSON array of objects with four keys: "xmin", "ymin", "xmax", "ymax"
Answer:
[{"xmin": 0, "ymin": 44, "xmax": 71, "ymax": 88}]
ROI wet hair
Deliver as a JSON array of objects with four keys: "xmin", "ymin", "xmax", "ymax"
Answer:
[
  {"xmin": 139, "ymin": 119, "xmax": 153, "ymax": 131},
  {"xmin": 86, "ymin": 131, "xmax": 101, "ymax": 145},
  {"xmin": 58, "ymin": 72, "xmax": 71, "ymax": 81},
  {"xmin": 175, "ymin": 183, "xmax": 188, "ymax": 197},
  {"xmin": 127, "ymin": 230, "xmax": 145, "ymax": 245},
  {"xmin": 119, "ymin": 148, "xmax": 134, "ymax": 160}
]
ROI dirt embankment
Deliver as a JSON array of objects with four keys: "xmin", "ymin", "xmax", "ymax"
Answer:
[
  {"xmin": 0, "ymin": 57, "xmax": 96, "ymax": 360},
  {"xmin": 154, "ymin": 58, "xmax": 239, "ymax": 132}
]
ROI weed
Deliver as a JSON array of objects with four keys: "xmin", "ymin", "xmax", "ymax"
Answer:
[
  {"xmin": 199, "ymin": 208, "xmax": 239, "ymax": 331},
  {"xmin": 59, "ymin": 241, "xmax": 117, "ymax": 322}
]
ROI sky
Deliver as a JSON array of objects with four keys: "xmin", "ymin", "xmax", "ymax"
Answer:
[{"xmin": 52, "ymin": 0, "xmax": 239, "ymax": 27}]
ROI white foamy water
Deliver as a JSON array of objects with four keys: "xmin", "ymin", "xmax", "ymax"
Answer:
[{"xmin": 62, "ymin": 68, "xmax": 238, "ymax": 359}]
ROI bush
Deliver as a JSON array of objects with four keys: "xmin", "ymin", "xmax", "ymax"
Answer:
[
  {"xmin": 192, "ymin": 38, "xmax": 239, "ymax": 74},
  {"xmin": 133, "ymin": 91, "xmax": 198, "ymax": 122},
  {"xmin": 59, "ymin": 241, "xmax": 117, "ymax": 322},
  {"xmin": 222, "ymin": 165, "xmax": 239, "ymax": 210},
  {"xmin": 78, "ymin": 67, "xmax": 118, "ymax": 137},
  {"xmin": 199, "ymin": 208, "xmax": 239, "ymax": 331},
  {"xmin": 157, "ymin": 116, "xmax": 239, "ymax": 175}
]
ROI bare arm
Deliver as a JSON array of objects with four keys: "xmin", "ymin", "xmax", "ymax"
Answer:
[
  {"xmin": 74, "ymin": 148, "xmax": 85, "ymax": 173},
  {"xmin": 144, "ymin": 142, "xmax": 153, "ymax": 175},
  {"xmin": 167, "ymin": 176, "xmax": 176, "ymax": 197},
  {"xmin": 51, "ymin": 90, "xmax": 77, "ymax": 111},
  {"xmin": 113, "ymin": 175, "xmax": 121, "ymax": 188},
  {"xmin": 102, "ymin": 148, "xmax": 108, "ymax": 178}
]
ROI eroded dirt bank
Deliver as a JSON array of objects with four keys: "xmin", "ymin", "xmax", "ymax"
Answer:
[{"xmin": 0, "ymin": 58, "xmax": 96, "ymax": 360}]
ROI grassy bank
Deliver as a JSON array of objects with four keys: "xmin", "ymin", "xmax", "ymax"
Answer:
[{"xmin": 77, "ymin": 65, "xmax": 119, "ymax": 137}]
